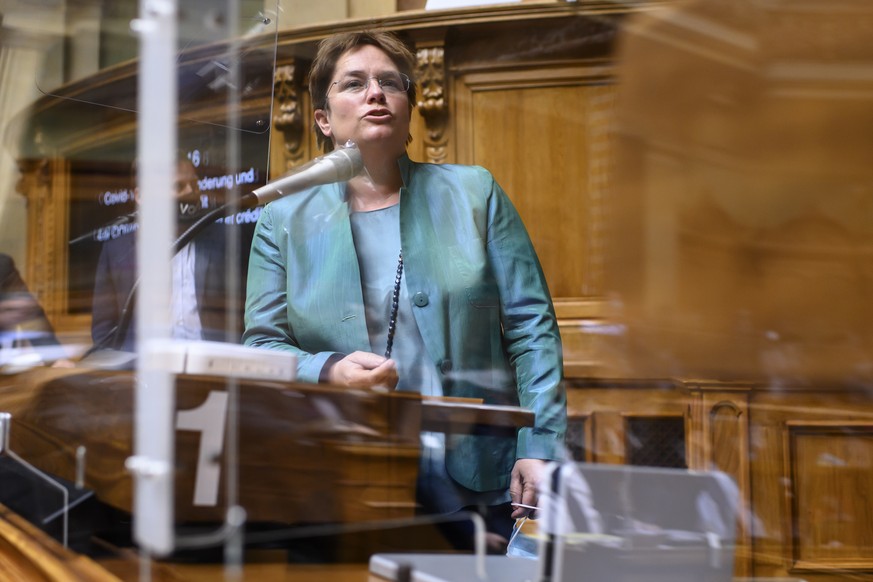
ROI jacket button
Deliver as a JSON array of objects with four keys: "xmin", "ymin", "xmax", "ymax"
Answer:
[
  {"xmin": 439, "ymin": 359, "xmax": 452, "ymax": 373},
  {"xmin": 413, "ymin": 292, "xmax": 429, "ymax": 307}
]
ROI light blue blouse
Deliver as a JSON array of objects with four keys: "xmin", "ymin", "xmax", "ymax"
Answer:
[{"xmin": 350, "ymin": 204, "xmax": 509, "ymax": 511}]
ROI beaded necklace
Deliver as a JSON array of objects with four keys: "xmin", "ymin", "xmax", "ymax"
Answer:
[{"xmin": 384, "ymin": 250, "xmax": 403, "ymax": 358}]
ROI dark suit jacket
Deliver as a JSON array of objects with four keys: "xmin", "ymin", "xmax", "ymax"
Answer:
[{"xmin": 91, "ymin": 224, "xmax": 231, "ymax": 350}]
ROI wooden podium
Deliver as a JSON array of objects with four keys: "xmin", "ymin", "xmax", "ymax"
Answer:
[{"xmin": 0, "ymin": 367, "xmax": 534, "ymax": 528}]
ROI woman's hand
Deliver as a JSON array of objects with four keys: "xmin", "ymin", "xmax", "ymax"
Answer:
[
  {"xmin": 510, "ymin": 458, "xmax": 548, "ymax": 519},
  {"xmin": 327, "ymin": 350, "xmax": 398, "ymax": 389}
]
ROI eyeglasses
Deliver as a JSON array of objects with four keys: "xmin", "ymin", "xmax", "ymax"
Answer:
[{"xmin": 327, "ymin": 72, "xmax": 411, "ymax": 99}]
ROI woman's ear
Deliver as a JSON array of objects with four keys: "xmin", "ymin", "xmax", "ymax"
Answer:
[{"xmin": 314, "ymin": 109, "xmax": 332, "ymax": 139}]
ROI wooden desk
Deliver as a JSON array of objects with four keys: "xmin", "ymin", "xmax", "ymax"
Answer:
[
  {"xmin": 99, "ymin": 556, "xmax": 375, "ymax": 582},
  {"xmin": 0, "ymin": 505, "xmax": 377, "ymax": 581},
  {"xmin": 0, "ymin": 502, "xmax": 120, "ymax": 581},
  {"xmin": 0, "ymin": 367, "xmax": 534, "ymax": 528},
  {"xmin": 420, "ymin": 398, "xmax": 534, "ymax": 437}
]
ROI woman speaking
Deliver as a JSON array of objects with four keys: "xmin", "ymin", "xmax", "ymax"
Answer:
[{"xmin": 243, "ymin": 30, "xmax": 566, "ymax": 552}]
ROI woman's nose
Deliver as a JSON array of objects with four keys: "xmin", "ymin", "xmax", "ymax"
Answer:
[{"xmin": 365, "ymin": 78, "xmax": 386, "ymax": 102}]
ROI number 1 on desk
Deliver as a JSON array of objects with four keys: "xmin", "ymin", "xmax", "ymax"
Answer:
[{"xmin": 176, "ymin": 390, "xmax": 228, "ymax": 506}]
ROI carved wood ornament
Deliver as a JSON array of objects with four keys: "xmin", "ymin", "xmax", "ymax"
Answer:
[
  {"xmin": 272, "ymin": 63, "xmax": 305, "ymax": 171},
  {"xmin": 14, "ymin": 128, "xmax": 60, "ymax": 319},
  {"xmin": 415, "ymin": 46, "xmax": 448, "ymax": 164}
]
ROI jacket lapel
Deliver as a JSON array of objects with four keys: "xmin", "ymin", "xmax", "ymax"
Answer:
[{"xmin": 309, "ymin": 185, "xmax": 370, "ymax": 352}]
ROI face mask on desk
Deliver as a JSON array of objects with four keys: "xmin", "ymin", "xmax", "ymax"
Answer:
[{"xmin": 506, "ymin": 517, "xmax": 539, "ymax": 559}]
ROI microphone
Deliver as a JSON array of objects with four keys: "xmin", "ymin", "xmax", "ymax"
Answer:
[{"xmin": 241, "ymin": 142, "xmax": 363, "ymax": 209}]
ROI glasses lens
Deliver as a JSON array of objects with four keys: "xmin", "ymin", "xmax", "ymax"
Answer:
[
  {"xmin": 334, "ymin": 74, "xmax": 410, "ymax": 95},
  {"xmin": 378, "ymin": 73, "xmax": 409, "ymax": 93},
  {"xmin": 336, "ymin": 77, "xmax": 365, "ymax": 93}
]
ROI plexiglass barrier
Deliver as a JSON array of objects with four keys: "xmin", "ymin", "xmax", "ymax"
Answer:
[{"xmin": 0, "ymin": 0, "xmax": 871, "ymax": 580}]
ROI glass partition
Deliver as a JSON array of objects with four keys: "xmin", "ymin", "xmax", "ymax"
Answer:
[{"xmin": 1, "ymin": 0, "xmax": 872, "ymax": 580}]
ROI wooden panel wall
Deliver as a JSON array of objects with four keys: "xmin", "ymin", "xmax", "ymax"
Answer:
[
  {"xmin": 575, "ymin": 380, "xmax": 873, "ymax": 581},
  {"xmin": 562, "ymin": 379, "xmax": 873, "ymax": 580},
  {"xmin": 454, "ymin": 67, "xmax": 614, "ymax": 301},
  {"xmin": 749, "ymin": 390, "xmax": 873, "ymax": 580},
  {"xmin": 789, "ymin": 426, "xmax": 873, "ymax": 568}
]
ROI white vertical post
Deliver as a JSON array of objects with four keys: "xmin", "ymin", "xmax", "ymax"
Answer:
[{"xmin": 129, "ymin": 0, "xmax": 178, "ymax": 557}]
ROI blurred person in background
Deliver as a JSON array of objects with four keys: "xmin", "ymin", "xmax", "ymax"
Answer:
[{"xmin": 90, "ymin": 154, "xmax": 229, "ymax": 354}]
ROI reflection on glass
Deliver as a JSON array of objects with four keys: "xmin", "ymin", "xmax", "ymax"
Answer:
[
  {"xmin": 33, "ymin": 0, "xmax": 279, "ymax": 133},
  {"xmin": 0, "ymin": 254, "xmax": 69, "ymax": 368},
  {"xmin": 609, "ymin": 0, "xmax": 873, "ymax": 384},
  {"xmin": 1, "ymin": 0, "xmax": 872, "ymax": 580},
  {"xmin": 606, "ymin": 2, "xmax": 873, "ymax": 581}
]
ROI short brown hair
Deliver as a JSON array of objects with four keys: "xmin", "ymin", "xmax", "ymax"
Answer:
[{"xmin": 309, "ymin": 31, "xmax": 418, "ymax": 152}]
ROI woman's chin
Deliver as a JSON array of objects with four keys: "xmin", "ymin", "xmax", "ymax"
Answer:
[{"xmin": 354, "ymin": 128, "xmax": 408, "ymax": 150}]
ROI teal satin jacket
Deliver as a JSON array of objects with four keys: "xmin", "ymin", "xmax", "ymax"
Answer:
[{"xmin": 243, "ymin": 155, "xmax": 566, "ymax": 492}]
